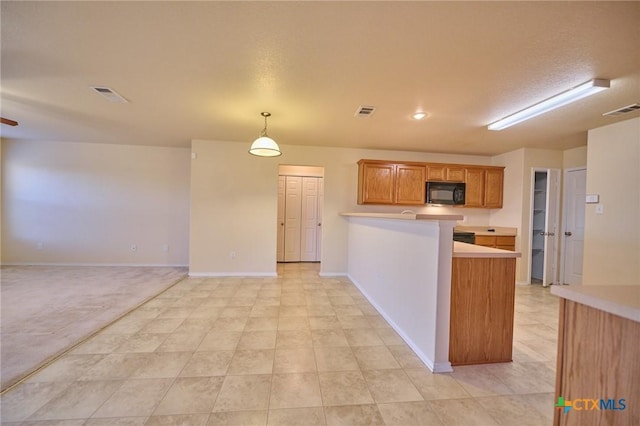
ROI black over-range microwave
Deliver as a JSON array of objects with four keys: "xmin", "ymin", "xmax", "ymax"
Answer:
[{"xmin": 426, "ymin": 181, "xmax": 466, "ymax": 205}]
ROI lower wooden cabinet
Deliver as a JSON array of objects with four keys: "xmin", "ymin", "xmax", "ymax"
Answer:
[
  {"xmin": 554, "ymin": 299, "xmax": 640, "ymax": 425},
  {"xmin": 449, "ymin": 257, "xmax": 517, "ymax": 365},
  {"xmin": 475, "ymin": 235, "xmax": 515, "ymax": 251}
]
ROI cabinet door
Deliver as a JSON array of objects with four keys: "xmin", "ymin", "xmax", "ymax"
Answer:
[
  {"xmin": 464, "ymin": 168, "xmax": 485, "ymax": 207},
  {"xmin": 484, "ymin": 168, "xmax": 504, "ymax": 208},
  {"xmin": 496, "ymin": 236, "xmax": 515, "ymax": 251},
  {"xmin": 359, "ymin": 163, "xmax": 395, "ymax": 204},
  {"xmin": 427, "ymin": 165, "xmax": 446, "ymax": 181},
  {"xmin": 446, "ymin": 166, "xmax": 465, "ymax": 182},
  {"xmin": 395, "ymin": 164, "xmax": 426, "ymax": 205}
]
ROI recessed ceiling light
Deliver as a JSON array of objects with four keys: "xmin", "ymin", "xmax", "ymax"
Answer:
[{"xmin": 412, "ymin": 112, "xmax": 428, "ymax": 120}]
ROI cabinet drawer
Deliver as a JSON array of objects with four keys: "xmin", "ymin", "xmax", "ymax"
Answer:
[
  {"xmin": 474, "ymin": 236, "xmax": 496, "ymax": 247},
  {"xmin": 496, "ymin": 236, "xmax": 515, "ymax": 246}
]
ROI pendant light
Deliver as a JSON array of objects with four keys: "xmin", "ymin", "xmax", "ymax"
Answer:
[{"xmin": 249, "ymin": 112, "xmax": 282, "ymax": 157}]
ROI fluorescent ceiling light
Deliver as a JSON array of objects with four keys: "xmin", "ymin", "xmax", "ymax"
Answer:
[{"xmin": 488, "ymin": 78, "xmax": 610, "ymax": 131}]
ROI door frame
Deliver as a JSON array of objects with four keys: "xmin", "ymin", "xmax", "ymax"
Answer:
[
  {"xmin": 276, "ymin": 165, "xmax": 325, "ymax": 264},
  {"xmin": 558, "ymin": 167, "xmax": 586, "ymax": 285},
  {"xmin": 526, "ymin": 167, "xmax": 561, "ymax": 286}
]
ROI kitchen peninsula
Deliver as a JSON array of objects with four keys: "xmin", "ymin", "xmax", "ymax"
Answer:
[
  {"xmin": 342, "ymin": 212, "xmax": 520, "ymax": 373},
  {"xmin": 551, "ymin": 285, "xmax": 639, "ymax": 426}
]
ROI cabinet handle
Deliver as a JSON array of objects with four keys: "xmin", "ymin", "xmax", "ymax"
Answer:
[
  {"xmin": 540, "ymin": 232, "xmax": 546, "ymax": 236},
  {"xmin": 318, "ymin": 223, "xmax": 322, "ymax": 227},
  {"xmin": 565, "ymin": 231, "xmax": 572, "ymax": 236},
  {"xmin": 280, "ymin": 222, "xmax": 284, "ymax": 226}
]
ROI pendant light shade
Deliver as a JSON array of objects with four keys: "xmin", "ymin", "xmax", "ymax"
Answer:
[{"xmin": 249, "ymin": 112, "xmax": 281, "ymax": 157}]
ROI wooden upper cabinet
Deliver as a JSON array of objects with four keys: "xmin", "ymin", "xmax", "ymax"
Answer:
[
  {"xmin": 446, "ymin": 166, "xmax": 465, "ymax": 182},
  {"xmin": 358, "ymin": 162, "xmax": 395, "ymax": 204},
  {"xmin": 464, "ymin": 166, "xmax": 504, "ymax": 208},
  {"xmin": 357, "ymin": 159, "xmax": 502, "ymax": 208},
  {"xmin": 427, "ymin": 165, "xmax": 465, "ymax": 182},
  {"xmin": 395, "ymin": 164, "xmax": 427, "ymax": 204},
  {"xmin": 464, "ymin": 168, "xmax": 486, "ymax": 207},
  {"xmin": 358, "ymin": 160, "xmax": 425, "ymax": 205},
  {"xmin": 484, "ymin": 168, "xmax": 504, "ymax": 208}
]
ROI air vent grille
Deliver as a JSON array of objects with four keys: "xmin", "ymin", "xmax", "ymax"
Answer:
[
  {"xmin": 603, "ymin": 103, "xmax": 640, "ymax": 116},
  {"xmin": 354, "ymin": 105, "xmax": 376, "ymax": 117},
  {"xmin": 90, "ymin": 86, "xmax": 129, "ymax": 103}
]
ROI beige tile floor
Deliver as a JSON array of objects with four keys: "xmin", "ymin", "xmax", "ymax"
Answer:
[{"xmin": 0, "ymin": 263, "xmax": 559, "ymax": 425}]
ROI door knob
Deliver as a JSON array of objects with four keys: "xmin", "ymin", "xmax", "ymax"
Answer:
[{"xmin": 565, "ymin": 231, "xmax": 572, "ymax": 236}]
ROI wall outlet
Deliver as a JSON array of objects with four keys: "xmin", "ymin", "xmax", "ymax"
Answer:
[
  {"xmin": 36, "ymin": 242, "xmax": 44, "ymax": 250},
  {"xmin": 130, "ymin": 244, "xmax": 138, "ymax": 252},
  {"xmin": 230, "ymin": 251, "xmax": 237, "ymax": 259},
  {"xmin": 595, "ymin": 204, "xmax": 604, "ymax": 214}
]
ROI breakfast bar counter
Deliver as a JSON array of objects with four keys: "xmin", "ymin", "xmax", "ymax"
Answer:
[{"xmin": 341, "ymin": 212, "xmax": 461, "ymax": 372}]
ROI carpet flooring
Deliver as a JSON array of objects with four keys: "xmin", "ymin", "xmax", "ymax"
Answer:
[{"xmin": 0, "ymin": 266, "xmax": 187, "ymax": 391}]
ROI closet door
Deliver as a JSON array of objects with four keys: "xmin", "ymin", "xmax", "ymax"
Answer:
[
  {"xmin": 300, "ymin": 177, "xmax": 319, "ymax": 261},
  {"xmin": 277, "ymin": 176, "xmax": 286, "ymax": 262},
  {"xmin": 316, "ymin": 178, "xmax": 324, "ymax": 262},
  {"xmin": 284, "ymin": 176, "xmax": 302, "ymax": 262}
]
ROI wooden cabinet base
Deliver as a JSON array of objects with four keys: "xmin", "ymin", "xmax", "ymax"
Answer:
[
  {"xmin": 449, "ymin": 257, "xmax": 516, "ymax": 365},
  {"xmin": 554, "ymin": 299, "xmax": 640, "ymax": 426}
]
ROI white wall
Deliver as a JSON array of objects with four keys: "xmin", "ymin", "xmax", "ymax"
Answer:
[
  {"xmin": 345, "ymin": 216, "xmax": 454, "ymax": 372},
  {"xmin": 583, "ymin": 117, "xmax": 640, "ymax": 286},
  {"xmin": 1, "ymin": 140, "xmax": 190, "ymax": 266},
  {"xmin": 563, "ymin": 146, "xmax": 587, "ymax": 169},
  {"xmin": 189, "ymin": 139, "xmax": 496, "ymax": 275}
]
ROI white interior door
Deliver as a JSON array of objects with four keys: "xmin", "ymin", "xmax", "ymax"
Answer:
[
  {"xmin": 562, "ymin": 168, "xmax": 587, "ymax": 284},
  {"xmin": 284, "ymin": 176, "xmax": 302, "ymax": 262},
  {"xmin": 543, "ymin": 169, "xmax": 560, "ymax": 286},
  {"xmin": 316, "ymin": 178, "xmax": 324, "ymax": 262},
  {"xmin": 300, "ymin": 177, "xmax": 319, "ymax": 261},
  {"xmin": 277, "ymin": 176, "xmax": 286, "ymax": 262}
]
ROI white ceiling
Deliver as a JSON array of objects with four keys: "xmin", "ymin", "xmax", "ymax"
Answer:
[{"xmin": 1, "ymin": 1, "xmax": 639, "ymax": 155}]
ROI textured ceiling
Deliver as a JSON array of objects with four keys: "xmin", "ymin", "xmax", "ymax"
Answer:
[{"xmin": 1, "ymin": 1, "xmax": 639, "ymax": 155}]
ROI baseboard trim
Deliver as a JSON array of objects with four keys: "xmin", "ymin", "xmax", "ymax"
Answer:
[
  {"xmin": 0, "ymin": 262, "xmax": 188, "ymax": 268},
  {"xmin": 188, "ymin": 272, "xmax": 278, "ymax": 278}
]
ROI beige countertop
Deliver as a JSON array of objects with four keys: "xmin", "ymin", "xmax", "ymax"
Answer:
[
  {"xmin": 453, "ymin": 241, "xmax": 521, "ymax": 258},
  {"xmin": 341, "ymin": 212, "xmax": 464, "ymax": 221},
  {"xmin": 454, "ymin": 226, "xmax": 517, "ymax": 237},
  {"xmin": 551, "ymin": 285, "xmax": 640, "ymax": 323}
]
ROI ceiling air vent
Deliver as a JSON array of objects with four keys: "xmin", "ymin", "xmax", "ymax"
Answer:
[
  {"xmin": 354, "ymin": 105, "xmax": 377, "ymax": 118},
  {"xmin": 90, "ymin": 86, "xmax": 129, "ymax": 103},
  {"xmin": 603, "ymin": 103, "xmax": 640, "ymax": 117}
]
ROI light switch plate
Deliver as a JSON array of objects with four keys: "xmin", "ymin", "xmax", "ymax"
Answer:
[{"xmin": 586, "ymin": 194, "xmax": 599, "ymax": 204}]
